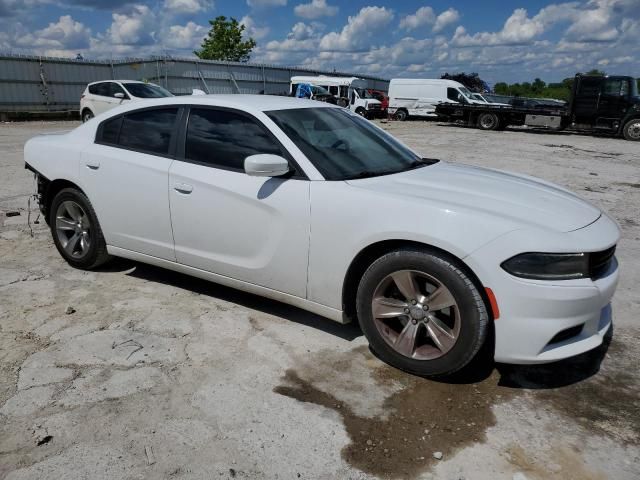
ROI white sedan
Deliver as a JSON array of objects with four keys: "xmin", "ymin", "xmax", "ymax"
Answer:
[{"xmin": 24, "ymin": 95, "xmax": 619, "ymax": 376}]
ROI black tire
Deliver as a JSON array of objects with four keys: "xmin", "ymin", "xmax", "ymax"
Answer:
[
  {"xmin": 356, "ymin": 248, "xmax": 489, "ymax": 377},
  {"xmin": 622, "ymin": 118, "xmax": 640, "ymax": 141},
  {"xmin": 477, "ymin": 112, "xmax": 500, "ymax": 131},
  {"xmin": 355, "ymin": 107, "xmax": 367, "ymax": 118},
  {"xmin": 82, "ymin": 109, "xmax": 94, "ymax": 123},
  {"xmin": 49, "ymin": 188, "xmax": 111, "ymax": 270},
  {"xmin": 395, "ymin": 109, "xmax": 408, "ymax": 121}
]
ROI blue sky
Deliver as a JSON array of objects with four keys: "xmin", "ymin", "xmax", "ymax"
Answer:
[{"xmin": 0, "ymin": 0, "xmax": 638, "ymax": 83}]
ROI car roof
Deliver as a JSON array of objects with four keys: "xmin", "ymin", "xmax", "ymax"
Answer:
[
  {"xmin": 88, "ymin": 80, "xmax": 153, "ymax": 86},
  {"xmin": 101, "ymin": 94, "xmax": 338, "ymax": 114}
]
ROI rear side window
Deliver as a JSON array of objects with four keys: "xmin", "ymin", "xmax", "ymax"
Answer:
[
  {"xmin": 117, "ymin": 108, "xmax": 179, "ymax": 155},
  {"xmin": 185, "ymin": 108, "xmax": 283, "ymax": 171},
  {"xmin": 89, "ymin": 82, "xmax": 109, "ymax": 96},
  {"xmin": 101, "ymin": 116, "xmax": 122, "ymax": 144}
]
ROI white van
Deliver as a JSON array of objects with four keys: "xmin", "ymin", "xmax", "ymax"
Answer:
[
  {"xmin": 290, "ymin": 76, "xmax": 383, "ymax": 118},
  {"xmin": 388, "ymin": 78, "xmax": 488, "ymax": 120}
]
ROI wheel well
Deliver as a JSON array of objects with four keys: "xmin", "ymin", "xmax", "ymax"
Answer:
[
  {"xmin": 41, "ymin": 179, "xmax": 86, "ymax": 222},
  {"xmin": 81, "ymin": 107, "xmax": 93, "ymax": 117},
  {"xmin": 341, "ymin": 240, "xmax": 493, "ymax": 323}
]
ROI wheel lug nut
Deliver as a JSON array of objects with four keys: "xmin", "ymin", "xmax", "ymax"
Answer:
[
  {"xmin": 411, "ymin": 300, "xmax": 417, "ymax": 305},
  {"xmin": 411, "ymin": 319, "xmax": 417, "ymax": 325},
  {"xmin": 404, "ymin": 308, "xmax": 410, "ymax": 314},
  {"xmin": 422, "ymin": 305, "xmax": 429, "ymax": 311}
]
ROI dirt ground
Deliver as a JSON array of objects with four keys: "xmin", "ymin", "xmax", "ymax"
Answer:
[{"xmin": 1, "ymin": 119, "xmax": 639, "ymax": 480}]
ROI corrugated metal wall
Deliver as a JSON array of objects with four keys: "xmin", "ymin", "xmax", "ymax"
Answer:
[{"xmin": 0, "ymin": 54, "xmax": 389, "ymax": 113}]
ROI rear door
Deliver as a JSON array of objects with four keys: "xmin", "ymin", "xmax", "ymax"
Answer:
[
  {"xmin": 168, "ymin": 106, "xmax": 310, "ymax": 298},
  {"xmin": 79, "ymin": 106, "xmax": 180, "ymax": 260},
  {"xmin": 88, "ymin": 82, "xmax": 112, "ymax": 115}
]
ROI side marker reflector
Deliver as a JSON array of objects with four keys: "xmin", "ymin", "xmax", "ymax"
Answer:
[{"xmin": 485, "ymin": 287, "xmax": 500, "ymax": 320}]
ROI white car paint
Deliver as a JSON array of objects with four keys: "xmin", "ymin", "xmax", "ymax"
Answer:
[
  {"xmin": 24, "ymin": 94, "xmax": 620, "ymax": 365},
  {"xmin": 80, "ymin": 80, "xmax": 172, "ymax": 119}
]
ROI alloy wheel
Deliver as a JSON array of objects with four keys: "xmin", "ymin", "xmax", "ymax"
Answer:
[
  {"xmin": 55, "ymin": 200, "xmax": 91, "ymax": 259},
  {"xmin": 371, "ymin": 269, "xmax": 460, "ymax": 360}
]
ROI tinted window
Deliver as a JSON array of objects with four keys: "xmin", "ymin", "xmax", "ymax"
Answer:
[
  {"xmin": 185, "ymin": 108, "xmax": 283, "ymax": 170},
  {"xmin": 578, "ymin": 78, "xmax": 601, "ymax": 96},
  {"xmin": 122, "ymin": 83, "xmax": 173, "ymax": 98},
  {"xmin": 109, "ymin": 83, "xmax": 126, "ymax": 98},
  {"xmin": 119, "ymin": 108, "xmax": 178, "ymax": 155},
  {"xmin": 603, "ymin": 79, "xmax": 629, "ymax": 97},
  {"xmin": 101, "ymin": 116, "xmax": 122, "ymax": 144},
  {"xmin": 89, "ymin": 82, "xmax": 109, "ymax": 97}
]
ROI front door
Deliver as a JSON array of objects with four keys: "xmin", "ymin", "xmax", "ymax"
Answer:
[
  {"xmin": 597, "ymin": 77, "xmax": 631, "ymax": 123},
  {"xmin": 168, "ymin": 107, "xmax": 310, "ymax": 298},
  {"xmin": 79, "ymin": 107, "xmax": 180, "ymax": 260}
]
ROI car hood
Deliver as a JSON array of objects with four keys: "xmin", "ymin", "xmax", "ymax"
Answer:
[{"xmin": 345, "ymin": 161, "xmax": 601, "ymax": 233}]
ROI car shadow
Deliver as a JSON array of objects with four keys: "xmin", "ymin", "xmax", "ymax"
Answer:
[
  {"xmin": 117, "ymin": 261, "xmax": 363, "ymax": 342},
  {"xmin": 97, "ymin": 259, "xmax": 612, "ymax": 388}
]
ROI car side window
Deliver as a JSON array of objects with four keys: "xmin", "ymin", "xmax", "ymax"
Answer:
[
  {"xmin": 90, "ymin": 82, "xmax": 109, "ymax": 97},
  {"xmin": 185, "ymin": 108, "xmax": 284, "ymax": 171},
  {"xmin": 117, "ymin": 108, "xmax": 179, "ymax": 156},
  {"xmin": 109, "ymin": 83, "xmax": 127, "ymax": 98},
  {"xmin": 100, "ymin": 116, "xmax": 122, "ymax": 144}
]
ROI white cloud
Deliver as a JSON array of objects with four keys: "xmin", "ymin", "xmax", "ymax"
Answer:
[
  {"xmin": 265, "ymin": 21, "xmax": 321, "ymax": 51},
  {"xmin": 12, "ymin": 14, "xmax": 91, "ymax": 53},
  {"xmin": 433, "ymin": 8, "xmax": 459, "ymax": 33},
  {"xmin": 399, "ymin": 6, "xmax": 434, "ymax": 31},
  {"xmin": 163, "ymin": 0, "xmax": 212, "ymax": 14},
  {"xmin": 240, "ymin": 15, "xmax": 269, "ymax": 40},
  {"xmin": 246, "ymin": 0, "xmax": 286, "ymax": 7},
  {"xmin": 164, "ymin": 21, "xmax": 206, "ymax": 49},
  {"xmin": 294, "ymin": 0, "xmax": 337, "ymax": 19},
  {"xmin": 107, "ymin": 5, "xmax": 156, "ymax": 46},
  {"xmin": 452, "ymin": 8, "xmax": 546, "ymax": 46},
  {"xmin": 319, "ymin": 6, "xmax": 393, "ymax": 51}
]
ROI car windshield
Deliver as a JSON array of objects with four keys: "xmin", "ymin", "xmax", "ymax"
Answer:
[
  {"xmin": 458, "ymin": 86, "xmax": 474, "ymax": 98},
  {"xmin": 122, "ymin": 83, "xmax": 173, "ymax": 98},
  {"xmin": 355, "ymin": 88, "xmax": 375, "ymax": 99},
  {"xmin": 266, "ymin": 107, "xmax": 436, "ymax": 180}
]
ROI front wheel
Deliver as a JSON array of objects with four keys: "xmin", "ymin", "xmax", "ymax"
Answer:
[
  {"xmin": 623, "ymin": 118, "xmax": 640, "ymax": 141},
  {"xmin": 477, "ymin": 112, "xmax": 500, "ymax": 131},
  {"xmin": 50, "ymin": 188, "xmax": 111, "ymax": 270},
  {"xmin": 356, "ymin": 249, "xmax": 489, "ymax": 377}
]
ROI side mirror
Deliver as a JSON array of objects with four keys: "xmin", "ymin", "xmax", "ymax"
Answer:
[
  {"xmin": 244, "ymin": 154, "xmax": 290, "ymax": 177},
  {"xmin": 114, "ymin": 92, "xmax": 125, "ymax": 99}
]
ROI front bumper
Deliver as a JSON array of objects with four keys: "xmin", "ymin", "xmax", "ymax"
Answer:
[{"xmin": 465, "ymin": 213, "xmax": 620, "ymax": 364}]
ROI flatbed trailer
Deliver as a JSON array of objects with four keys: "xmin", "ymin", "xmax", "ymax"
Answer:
[{"xmin": 435, "ymin": 74, "xmax": 640, "ymax": 141}]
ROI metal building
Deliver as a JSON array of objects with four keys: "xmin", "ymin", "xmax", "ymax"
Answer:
[{"xmin": 0, "ymin": 53, "xmax": 389, "ymax": 115}]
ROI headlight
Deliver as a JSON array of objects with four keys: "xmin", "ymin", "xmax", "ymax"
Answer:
[{"xmin": 501, "ymin": 252, "xmax": 589, "ymax": 280}]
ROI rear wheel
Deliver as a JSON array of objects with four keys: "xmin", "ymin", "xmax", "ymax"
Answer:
[
  {"xmin": 82, "ymin": 109, "xmax": 94, "ymax": 123},
  {"xmin": 356, "ymin": 249, "xmax": 489, "ymax": 377},
  {"xmin": 395, "ymin": 109, "xmax": 408, "ymax": 121},
  {"xmin": 355, "ymin": 107, "xmax": 367, "ymax": 118},
  {"xmin": 50, "ymin": 188, "xmax": 111, "ymax": 270},
  {"xmin": 477, "ymin": 112, "xmax": 500, "ymax": 131},
  {"xmin": 622, "ymin": 118, "xmax": 640, "ymax": 141}
]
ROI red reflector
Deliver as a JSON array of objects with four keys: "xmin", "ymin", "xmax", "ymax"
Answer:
[{"xmin": 485, "ymin": 287, "xmax": 500, "ymax": 320}]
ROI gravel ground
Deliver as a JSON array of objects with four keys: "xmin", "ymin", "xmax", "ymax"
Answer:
[{"xmin": 0, "ymin": 119, "xmax": 639, "ymax": 480}]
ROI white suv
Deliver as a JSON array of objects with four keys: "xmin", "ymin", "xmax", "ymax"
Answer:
[{"xmin": 80, "ymin": 80, "xmax": 173, "ymax": 122}]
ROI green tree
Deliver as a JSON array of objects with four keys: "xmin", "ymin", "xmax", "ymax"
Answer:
[
  {"xmin": 585, "ymin": 69, "xmax": 606, "ymax": 76},
  {"xmin": 195, "ymin": 16, "xmax": 256, "ymax": 62}
]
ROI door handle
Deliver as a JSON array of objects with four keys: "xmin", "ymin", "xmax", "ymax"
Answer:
[
  {"xmin": 174, "ymin": 183, "xmax": 193, "ymax": 194},
  {"xmin": 85, "ymin": 160, "xmax": 100, "ymax": 170}
]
